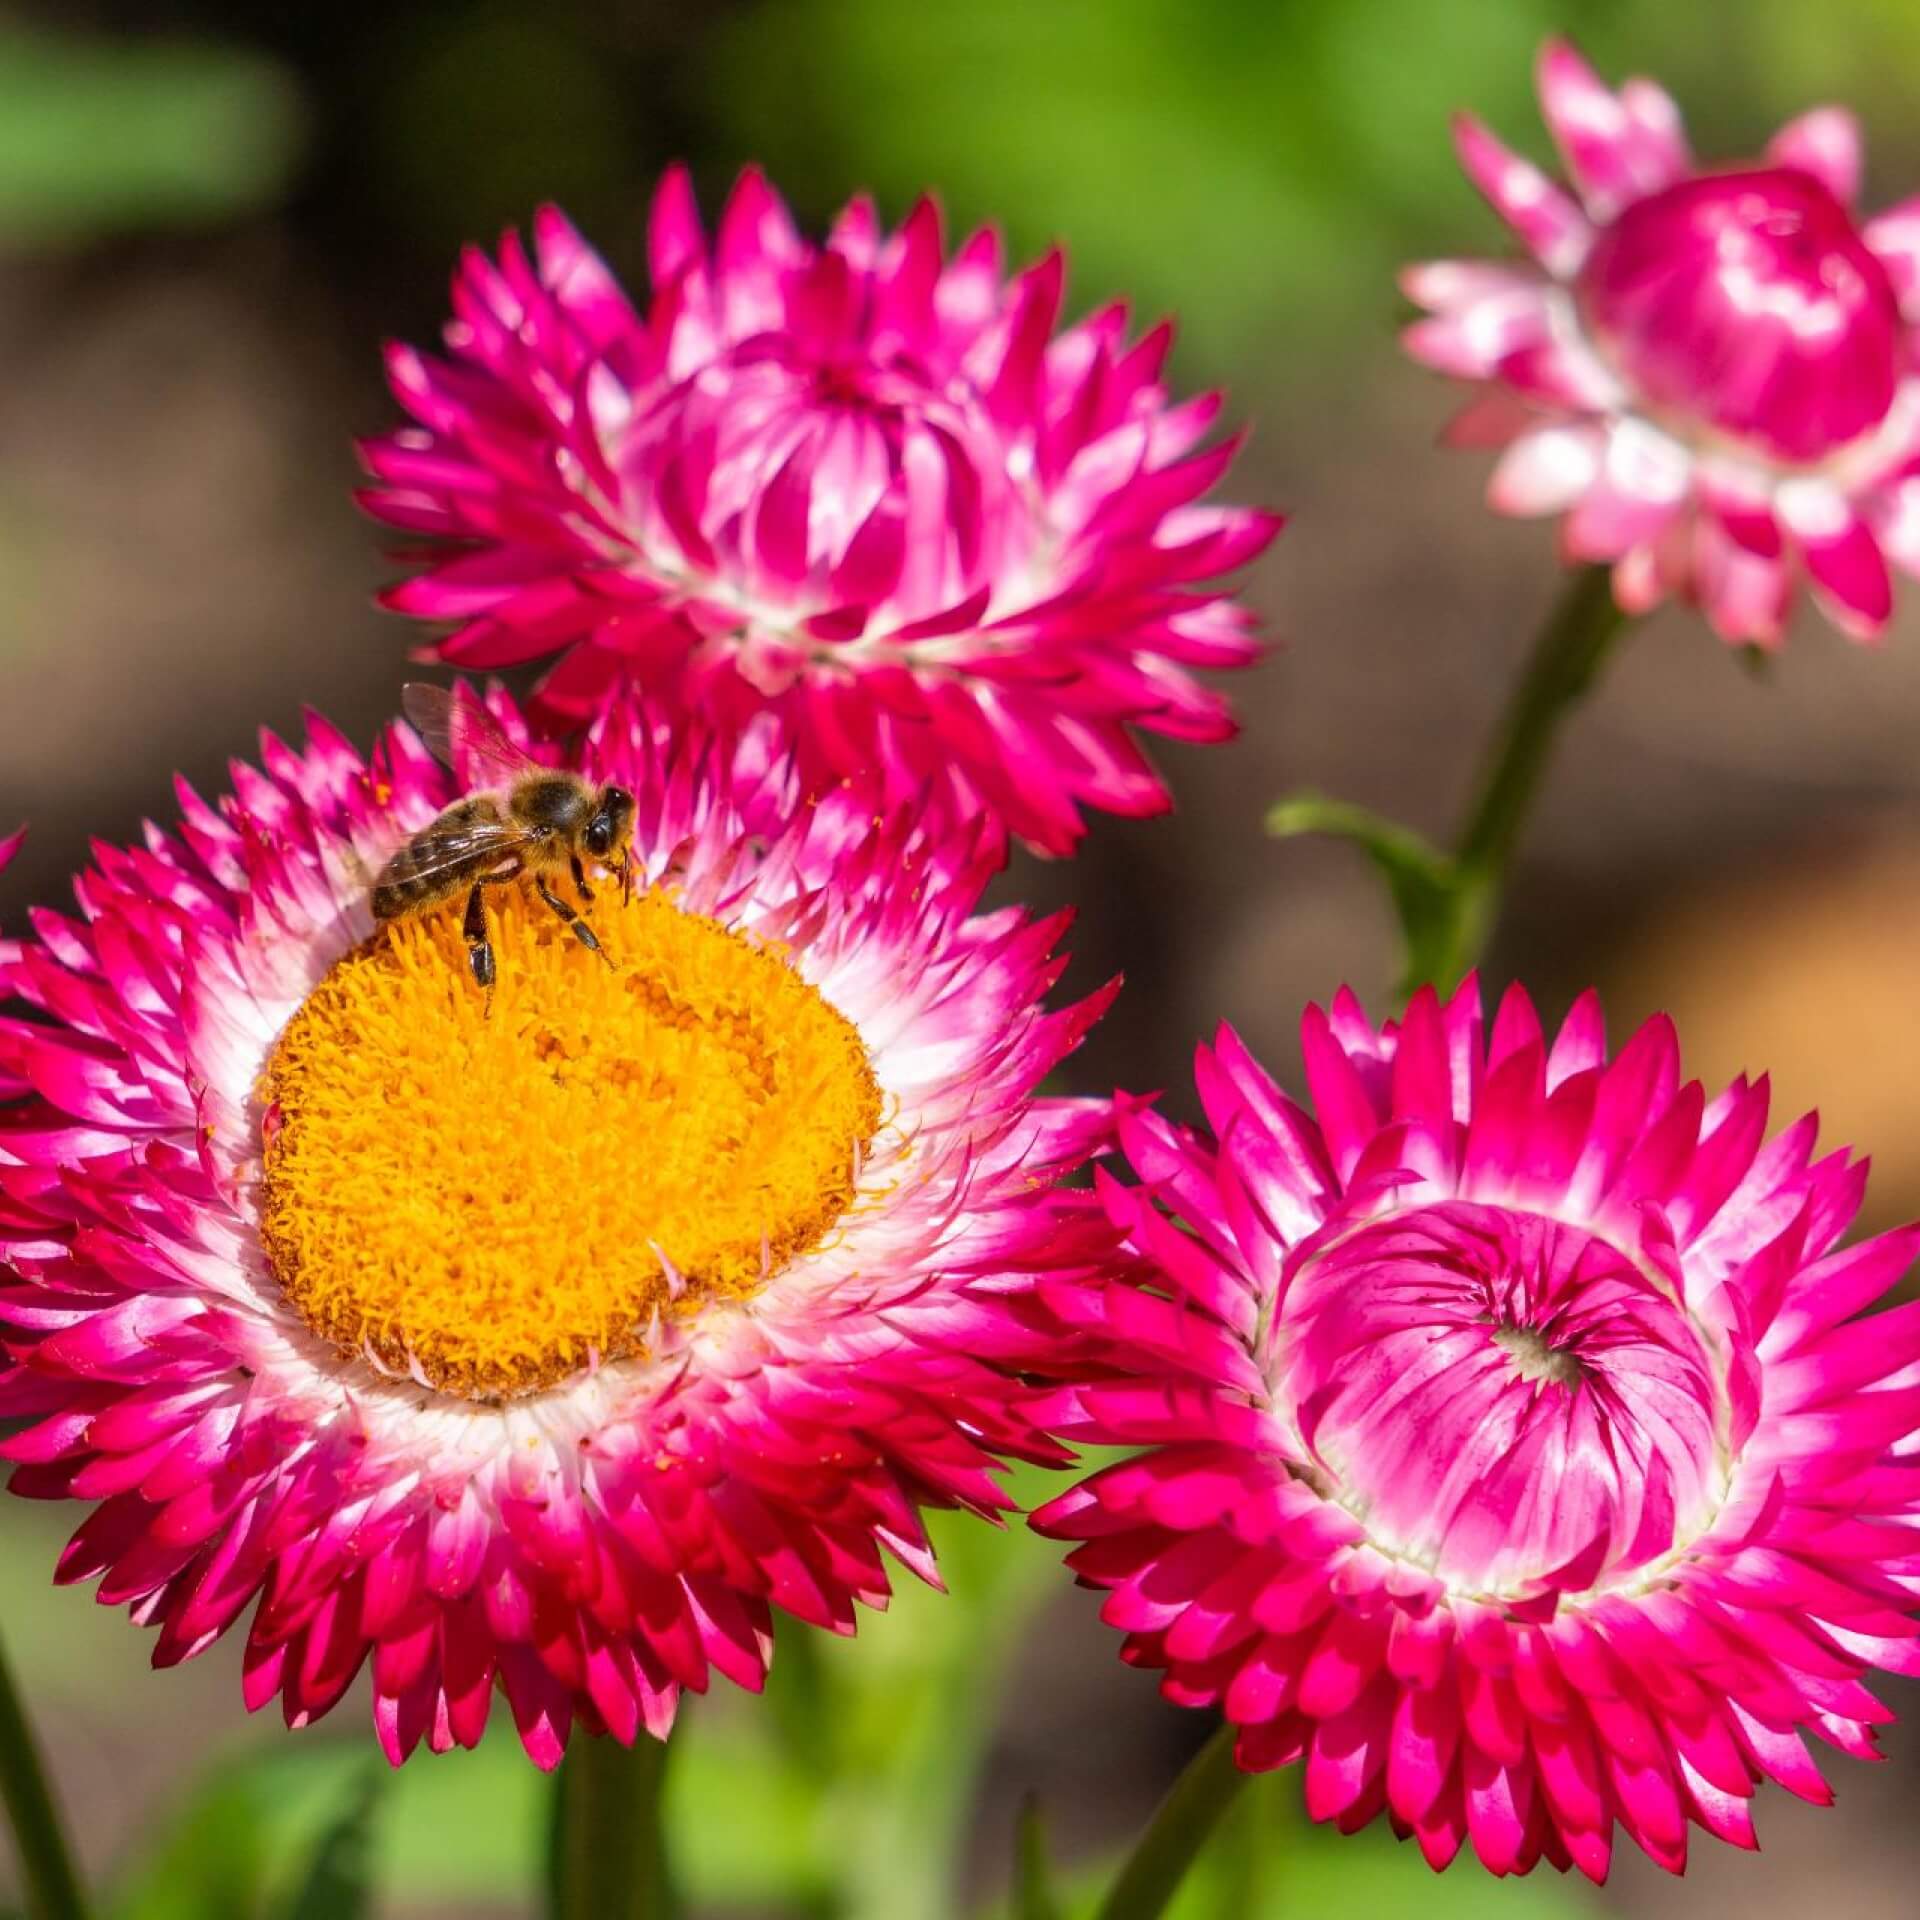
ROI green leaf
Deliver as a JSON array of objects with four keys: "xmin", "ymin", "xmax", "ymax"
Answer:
[
  {"xmin": 112, "ymin": 1772, "xmax": 273, "ymax": 1920},
  {"xmin": 1092, "ymin": 1725, "xmax": 1245, "ymax": 1920},
  {"xmin": 1013, "ymin": 1796, "xmax": 1066, "ymax": 1920},
  {"xmin": 1266, "ymin": 791, "xmax": 1465, "ymax": 990},
  {"xmin": 1154, "ymin": 1770, "xmax": 1596, "ymax": 1920},
  {"xmin": 0, "ymin": 27, "xmax": 302, "ymax": 243},
  {"xmin": 110, "ymin": 1743, "xmax": 368, "ymax": 1920},
  {"xmin": 283, "ymin": 1767, "xmax": 382, "ymax": 1920},
  {"xmin": 0, "ymin": 1624, "xmax": 88, "ymax": 1920}
]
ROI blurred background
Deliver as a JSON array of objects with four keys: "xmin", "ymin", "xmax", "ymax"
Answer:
[{"xmin": 5, "ymin": 0, "xmax": 1920, "ymax": 1914}]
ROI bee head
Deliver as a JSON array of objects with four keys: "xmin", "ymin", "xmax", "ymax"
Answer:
[{"xmin": 586, "ymin": 785, "xmax": 637, "ymax": 872}]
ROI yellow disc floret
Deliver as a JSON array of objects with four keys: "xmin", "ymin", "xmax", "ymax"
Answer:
[{"xmin": 258, "ymin": 886, "xmax": 881, "ymax": 1400}]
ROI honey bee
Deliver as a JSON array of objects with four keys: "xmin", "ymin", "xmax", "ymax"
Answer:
[{"xmin": 371, "ymin": 683, "xmax": 636, "ymax": 992}]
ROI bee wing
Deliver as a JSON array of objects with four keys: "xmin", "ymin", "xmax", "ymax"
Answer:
[
  {"xmin": 372, "ymin": 813, "xmax": 543, "ymax": 892},
  {"xmin": 401, "ymin": 682, "xmax": 546, "ymax": 793}
]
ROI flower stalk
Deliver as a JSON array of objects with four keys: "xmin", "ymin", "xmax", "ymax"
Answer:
[
  {"xmin": 547, "ymin": 1731, "xmax": 677, "ymax": 1920},
  {"xmin": 1428, "ymin": 561, "xmax": 1631, "ymax": 984},
  {"xmin": 1269, "ymin": 563, "xmax": 1631, "ymax": 994},
  {"xmin": 0, "ymin": 1624, "xmax": 89, "ymax": 1920},
  {"xmin": 1093, "ymin": 1722, "xmax": 1246, "ymax": 1920}
]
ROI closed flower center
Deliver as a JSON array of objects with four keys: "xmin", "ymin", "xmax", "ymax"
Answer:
[
  {"xmin": 1272, "ymin": 1200, "xmax": 1727, "ymax": 1600},
  {"xmin": 1576, "ymin": 166, "xmax": 1902, "ymax": 463},
  {"xmin": 258, "ymin": 886, "xmax": 881, "ymax": 1400},
  {"xmin": 1488, "ymin": 1321, "xmax": 1583, "ymax": 1386}
]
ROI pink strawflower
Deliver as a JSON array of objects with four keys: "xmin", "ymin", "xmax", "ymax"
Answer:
[
  {"xmin": 1405, "ymin": 38, "xmax": 1920, "ymax": 644},
  {"xmin": 358, "ymin": 167, "xmax": 1280, "ymax": 855},
  {"xmin": 0, "ymin": 686, "xmax": 1115, "ymax": 1765},
  {"xmin": 1034, "ymin": 978, "xmax": 1920, "ymax": 1879}
]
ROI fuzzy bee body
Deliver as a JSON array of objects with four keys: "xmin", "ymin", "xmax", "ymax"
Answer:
[
  {"xmin": 371, "ymin": 795, "xmax": 512, "ymax": 920},
  {"xmin": 373, "ymin": 687, "xmax": 637, "ymax": 993}
]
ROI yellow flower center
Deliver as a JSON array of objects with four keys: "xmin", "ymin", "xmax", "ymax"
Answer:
[{"xmin": 258, "ymin": 885, "xmax": 881, "ymax": 1400}]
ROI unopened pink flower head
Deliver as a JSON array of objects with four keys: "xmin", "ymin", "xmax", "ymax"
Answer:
[
  {"xmin": 0, "ymin": 687, "xmax": 1116, "ymax": 1763},
  {"xmin": 1405, "ymin": 39, "xmax": 1920, "ymax": 644},
  {"xmin": 1035, "ymin": 978, "xmax": 1920, "ymax": 1880},
  {"xmin": 359, "ymin": 168, "xmax": 1281, "ymax": 855}
]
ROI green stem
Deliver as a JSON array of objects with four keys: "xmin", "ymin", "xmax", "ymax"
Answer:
[
  {"xmin": 1094, "ymin": 1722, "xmax": 1246, "ymax": 1920},
  {"xmin": 0, "ymin": 1625, "xmax": 88, "ymax": 1920},
  {"xmin": 1426, "ymin": 563, "xmax": 1631, "ymax": 987},
  {"xmin": 547, "ymin": 1731, "xmax": 677, "ymax": 1920}
]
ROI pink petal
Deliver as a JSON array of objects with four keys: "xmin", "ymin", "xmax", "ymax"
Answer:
[
  {"xmin": 1452, "ymin": 113, "xmax": 1592, "ymax": 278},
  {"xmin": 1778, "ymin": 480, "xmax": 1894, "ymax": 638},
  {"xmin": 1536, "ymin": 39, "xmax": 1689, "ymax": 219},
  {"xmin": 1489, "ymin": 424, "xmax": 1602, "ymax": 516},
  {"xmin": 1766, "ymin": 107, "xmax": 1864, "ymax": 207},
  {"xmin": 1864, "ymin": 195, "xmax": 1920, "ymax": 318}
]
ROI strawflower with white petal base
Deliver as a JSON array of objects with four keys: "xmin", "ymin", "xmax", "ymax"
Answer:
[{"xmin": 0, "ymin": 688, "xmax": 1115, "ymax": 1765}]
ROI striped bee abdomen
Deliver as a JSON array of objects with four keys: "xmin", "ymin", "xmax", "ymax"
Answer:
[{"xmin": 371, "ymin": 797, "xmax": 506, "ymax": 919}]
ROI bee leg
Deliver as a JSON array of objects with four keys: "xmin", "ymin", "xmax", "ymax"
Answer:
[
  {"xmin": 536, "ymin": 874, "xmax": 613, "ymax": 968},
  {"xmin": 569, "ymin": 852, "xmax": 595, "ymax": 905},
  {"xmin": 462, "ymin": 882, "xmax": 497, "ymax": 998}
]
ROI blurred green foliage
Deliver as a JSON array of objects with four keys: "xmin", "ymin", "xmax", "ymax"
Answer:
[
  {"xmin": 708, "ymin": 0, "xmax": 1568, "ymax": 368},
  {"xmin": 113, "ymin": 1749, "xmax": 369, "ymax": 1920},
  {"xmin": 1013, "ymin": 1798, "xmax": 1066, "ymax": 1920},
  {"xmin": 0, "ymin": 27, "xmax": 299, "ymax": 243},
  {"xmin": 282, "ymin": 1770, "xmax": 380, "ymax": 1920},
  {"xmin": 697, "ymin": 0, "xmax": 1920, "ymax": 380}
]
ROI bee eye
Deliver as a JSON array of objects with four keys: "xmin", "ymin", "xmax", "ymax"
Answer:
[{"xmin": 586, "ymin": 821, "xmax": 612, "ymax": 857}]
